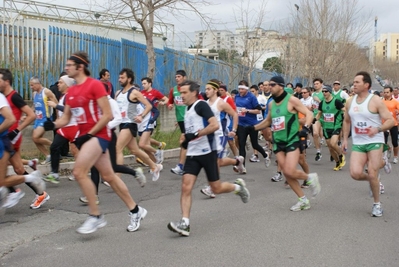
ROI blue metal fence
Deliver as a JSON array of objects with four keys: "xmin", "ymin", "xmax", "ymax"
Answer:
[{"xmin": 0, "ymin": 24, "xmax": 278, "ymax": 98}]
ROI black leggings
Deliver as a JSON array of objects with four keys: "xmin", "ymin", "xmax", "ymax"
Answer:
[
  {"xmin": 90, "ymin": 130, "xmax": 136, "ymax": 194},
  {"xmin": 384, "ymin": 126, "xmax": 398, "ymax": 148},
  {"xmin": 237, "ymin": 125, "xmax": 267, "ymax": 163},
  {"xmin": 50, "ymin": 133, "xmax": 69, "ymax": 173}
]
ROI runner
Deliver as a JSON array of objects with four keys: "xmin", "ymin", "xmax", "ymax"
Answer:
[
  {"xmin": 114, "ymin": 68, "xmax": 162, "ymax": 182},
  {"xmin": 342, "ymin": 71, "xmax": 395, "ymax": 217},
  {"xmin": 251, "ymin": 76, "xmax": 321, "ymax": 211},
  {"xmin": 30, "ymin": 76, "xmax": 58, "ymax": 164},
  {"xmin": 167, "ymin": 80, "xmax": 249, "ymax": 236},
  {"xmin": 0, "ymin": 68, "xmax": 48, "ymax": 209},
  {"xmin": 381, "ymin": 86, "xmax": 399, "ymax": 164},
  {"xmin": 315, "ymin": 85, "xmax": 346, "ymax": 171},
  {"xmin": 311, "ymin": 78, "xmax": 325, "ymax": 161},
  {"xmin": 45, "ymin": 52, "xmax": 147, "ymax": 234}
]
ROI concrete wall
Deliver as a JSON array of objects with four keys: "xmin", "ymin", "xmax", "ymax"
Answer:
[{"xmin": 20, "ymin": 102, "xmax": 178, "ymax": 158}]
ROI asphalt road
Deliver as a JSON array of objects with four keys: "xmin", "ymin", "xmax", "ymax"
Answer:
[{"xmin": 1, "ymin": 144, "xmax": 399, "ymax": 267}]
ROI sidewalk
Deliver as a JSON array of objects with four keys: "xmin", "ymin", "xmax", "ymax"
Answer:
[{"xmin": 7, "ymin": 148, "xmax": 181, "ymax": 176}]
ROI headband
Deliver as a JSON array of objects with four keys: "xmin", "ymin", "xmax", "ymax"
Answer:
[
  {"xmin": 238, "ymin": 85, "xmax": 249, "ymax": 90},
  {"xmin": 207, "ymin": 81, "xmax": 219, "ymax": 90},
  {"xmin": 69, "ymin": 55, "xmax": 89, "ymax": 67}
]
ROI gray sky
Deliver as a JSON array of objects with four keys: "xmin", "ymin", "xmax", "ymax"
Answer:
[{"xmin": 49, "ymin": 0, "xmax": 398, "ymax": 48}]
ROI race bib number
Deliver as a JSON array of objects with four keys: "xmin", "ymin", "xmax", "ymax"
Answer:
[
  {"xmin": 121, "ymin": 111, "xmax": 127, "ymax": 118},
  {"xmin": 174, "ymin": 96, "xmax": 184, "ymax": 106},
  {"xmin": 257, "ymin": 113, "xmax": 263, "ymax": 121},
  {"xmin": 237, "ymin": 107, "xmax": 246, "ymax": 117},
  {"xmin": 323, "ymin": 113, "xmax": 334, "ymax": 122},
  {"xmin": 272, "ymin": 116, "xmax": 285, "ymax": 131},
  {"xmin": 35, "ymin": 110, "xmax": 43, "ymax": 120},
  {"xmin": 354, "ymin": 121, "xmax": 370, "ymax": 135},
  {"xmin": 71, "ymin": 107, "xmax": 87, "ymax": 124}
]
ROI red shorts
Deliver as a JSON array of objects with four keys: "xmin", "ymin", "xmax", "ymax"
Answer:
[{"xmin": 57, "ymin": 125, "xmax": 80, "ymax": 142}]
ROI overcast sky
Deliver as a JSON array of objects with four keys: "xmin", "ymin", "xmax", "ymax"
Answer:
[{"xmin": 48, "ymin": 0, "xmax": 398, "ymax": 48}]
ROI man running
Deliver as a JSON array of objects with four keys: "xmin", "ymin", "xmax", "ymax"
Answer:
[
  {"xmin": 342, "ymin": 71, "xmax": 394, "ymax": 217},
  {"xmin": 382, "ymin": 86, "xmax": 399, "ymax": 164},
  {"xmin": 251, "ymin": 76, "xmax": 321, "ymax": 211},
  {"xmin": 311, "ymin": 78, "xmax": 324, "ymax": 161},
  {"xmin": 167, "ymin": 80, "xmax": 249, "ymax": 237},
  {"xmin": 46, "ymin": 52, "xmax": 147, "ymax": 234}
]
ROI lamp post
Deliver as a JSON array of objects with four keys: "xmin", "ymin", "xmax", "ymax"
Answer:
[
  {"xmin": 132, "ymin": 26, "xmax": 137, "ymax": 42},
  {"xmin": 94, "ymin": 13, "xmax": 101, "ymax": 36},
  {"xmin": 162, "ymin": 36, "xmax": 167, "ymax": 47}
]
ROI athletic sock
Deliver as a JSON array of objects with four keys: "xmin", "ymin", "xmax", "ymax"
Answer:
[{"xmin": 130, "ymin": 205, "xmax": 139, "ymax": 214}]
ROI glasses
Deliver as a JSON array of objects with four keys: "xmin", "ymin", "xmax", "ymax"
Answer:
[
  {"xmin": 301, "ymin": 92, "xmax": 308, "ymax": 94},
  {"xmin": 65, "ymin": 63, "xmax": 76, "ymax": 67},
  {"xmin": 269, "ymin": 83, "xmax": 277, "ymax": 87},
  {"xmin": 322, "ymin": 90, "xmax": 329, "ymax": 93}
]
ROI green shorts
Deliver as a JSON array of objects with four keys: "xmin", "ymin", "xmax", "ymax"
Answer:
[
  {"xmin": 323, "ymin": 128, "xmax": 341, "ymax": 140},
  {"xmin": 352, "ymin": 143, "xmax": 383, "ymax": 153}
]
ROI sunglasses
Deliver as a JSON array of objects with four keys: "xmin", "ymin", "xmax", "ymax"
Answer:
[
  {"xmin": 322, "ymin": 90, "xmax": 329, "ymax": 93},
  {"xmin": 301, "ymin": 92, "xmax": 308, "ymax": 94}
]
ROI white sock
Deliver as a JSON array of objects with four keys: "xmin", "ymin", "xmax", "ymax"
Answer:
[
  {"xmin": 28, "ymin": 160, "xmax": 33, "ymax": 166},
  {"xmin": 234, "ymin": 184, "xmax": 240, "ymax": 192},
  {"xmin": 182, "ymin": 217, "xmax": 189, "ymax": 225}
]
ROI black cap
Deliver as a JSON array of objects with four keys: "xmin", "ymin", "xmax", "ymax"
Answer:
[
  {"xmin": 295, "ymin": 83, "xmax": 303, "ymax": 88},
  {"xmin": 270, "ymin": 76, "xmax": 285, "ymax": 86}
]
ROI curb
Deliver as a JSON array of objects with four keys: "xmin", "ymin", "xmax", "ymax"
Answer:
[{"xmin": 7, "ymin": 148, "xmax": 181, "ymax": 176}]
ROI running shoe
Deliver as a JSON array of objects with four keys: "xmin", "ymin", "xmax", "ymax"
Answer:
[
  {"xmin": 315, "ymin": 152, "xmax": 322, "ymax": 162},
  {"xmin": 200, "ymin": 185, "xmax": 216, "ymax": 198},
  {"xmin": 30, "ymin": 158, "xmax": 39, "ymax": 171},
  {"xmin": 333, "ymin": 162, "xmax": 341, "ymax": 171},
  {"xmin": 171, "ymin": 164, "xmax": 184, "ymax": 176},
  {"xmin": 3, "ymin": 189, "xmax": 25, "ymax": 208},
  {"xmin": 307, "ymin": 139, "xmax": 312, "ymax": 147},
  {"xmin": 159, "ymin": 141, "xmax": 167, "ymax": 150},
  {"xmin": 136, "ymin": 157, "xmax": 148, "ymax": 167},
  {"xmin": 393, "ymin": 157, "xmax": 398, "ymax": 164},
  {"xmin": 76, "ymin": 215, "xmax": 107, "ymax": 234},
  {"xmin": 155, "ymin": 149, "xmax": 164, "ymax": 164},
  {"xmin": 41, "ymin": 155, "xmax": 51, "ymax": 165},
  {"xmin": 30, "ymin": 191, "xmax": 50, "ymax": 209},
  {"xmin": 151, "ymin": 164, "xmax": 162, "ymax": 181},
  {"xmin": 290, "ymin": 198, "xmax": 310, "ymax": 211},
  {"xmin": 249, "ymin": 154, "xmax": 259, "ymax": 162},
  {"xmin": 339, "ymin": 154, "xmax": 346, "ymax": 168},
  {"xmin": 387, "ymin": 148, "xmax": 392, "ymax": 159},
  {"xmin": 371, "ymin": 203, "xmax": 383, "ymax": 217},
  {"xmin": 271, "ymin": 172, "xmax": 283, "ymax": 182},
  {"xmin": 234, "ymin": 178, "xmax": 250, "ymax": 203},
  {"xmin": 301, "ymin": 181, "xmax": 309, "ymax": 189},
  {"xmin": 79, "ymin": 195, "xmax": 99, "ymax": 205},
  {"xmin": 102, "ymin": 180, "xmax": 110, "ymax": 187},
  {"xmin": 383, "ymin": 153, "xmax": 392, "ymax": 174},
  {"xmin": 135, "ymin": 167, "xmax": 146, "ymax": 187},
  {"xmin": 236, "ymin": 156, "xmax": 245, "ymax": 174},
  {"xmin": 168, "ymin": 219, "xmax": 190, "ymax": 236},
  {"xmin": 68, "ymin": 175, "xmax": 75, "ymax": 181},
  {"xmin": 43, "ymin": 172, "xmax": 60, "ymax": 184},
  {"xmin": 29, "ymin": 171, "xmax": 46, "ymax": 193},
  {"xmin": 379, "ymin": 182, "xmax": 385, "ymax": 194},
  {"xmin": 264, "ymin": 152, "xmax": 271, "ymax": 168},
  {"xmin": 0, "ymin": 187, "xmax": 9, "ymax": 213},
  {"xmin": 306, "ymin": 173, "xmax": 321, "ymax": 197},
  {"xmin": 127, "ymin": 206, "xmax": 147, "ymax": 232}
]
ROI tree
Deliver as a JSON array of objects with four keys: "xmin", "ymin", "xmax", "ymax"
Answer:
[
  {"xmin": 218, "ymin": 49, "xmax": 241, "ymax": 64},
  {"xmin": 102, "ymin": 0, "xmax": 212, "ymax": 78},
  {"xmin": 283, "ymin": 0, "xmax": 372, "ymax": 85},
  {"xmin": 263, "ymin": 57, "xmax": 283, "ymax": 73}
]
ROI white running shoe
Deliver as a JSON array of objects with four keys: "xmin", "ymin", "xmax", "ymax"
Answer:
[
  {"xmin": 264, "ymin": 151, "xmax": 271, "ymax": 168},
  {"xmin": 135, "ymin": 167, "xmax": 146, "ymax": 187},
  {"xmin": 171, "ymin": 164, "xmax": 184, "ymax": 176},
  {"xmin": 249, "ymin": 154, "xmax": 260, "ymax": 162},
  {"xmin": 290, "ymin": 198, "xmax": 310, "ymax": 211},
  {"xmin": 151, "ymin": 164, "xmax": 162, "ymax": 181},
  {"xmin": 127, "ymin": 206, "xmax": 147, "ymax": 232},
  {"xmin": 236, "ymin": 156, "xmax": 245, "ymax": 174},
  {"xmin": 393, "ymin": 157, "xmax": 398, "ymax": 164},
  {"xmin": 76, "ymin": 215, "xmax": 107, "ymax": 234},
  {"xmin": 3, "ymin": 189, "xmax": 25, "ymax": 209},
  {"xmin": 155, "ymin": 149, "xmax": 164, "ymax": 164},
  {"xmin": 200, "ymin": 185, "xmax": 216, "ymax": 198},
  {"xmin": 306, "ymin": 173, "xmax": 321, "ymax": 198}
]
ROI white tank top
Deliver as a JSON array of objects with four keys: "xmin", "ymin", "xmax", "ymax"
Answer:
[
  {"xmin": 208, "ymin": 97, "xmax": 225, "ymax": 136},
  {"xmin": 348, "ymin": 94, "xmax": 384, "ymax": 145},
  {"xmin": 116, "ymin": 88, "xmax": 139, "ymax": 123},
  {"xmin": 185, "ymin": 100, "xmax": 217, "ymax": 156},
  {"xmin": 59, "ymin": 94, "xmax": 77, "ymax": 126}
]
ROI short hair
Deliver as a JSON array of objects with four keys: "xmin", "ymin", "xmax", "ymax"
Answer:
[
  {"xmin": 180, "ymin": 80, "xmax": 200, "ymax": 96},
  {"xmin": 250, "ymin": 85, "xmax": 259, "ymax": 91},
  {"xmin": 30, "ymin": 76, "xmax": 41, "ymax": 84},
  {"xmin": 355, "ymin": 71, "xmax": 372, "ymax": 89},
  {"xmin": 231, "ymin": 89, "xmax": 238, "ymax": 95},
  {"xmin": 176, "ymin": 70, "xmax": 187, "ymax": 77},
  {"xmin": 302, "ymin": 87, "xmax": 311, "ymax": 93},
  {"xmin": 258, "ymin": 82, "xmax": 263, "ymax": 87},
  {"xmin": 141, "ymin": 77, "xmax": 152, "ymax": 84},
  {"xmin": 70, "ymin": 51, "xmax": 91, "ymax": 76},
  {"xmin": 384, "ymin": 86, "xmax": 393, "ymax": 92},
  {"xmin": 394, "ymin": 87, "xmax": 399, "ymax": 90},
  {"xmin": 238, "ymin": 80, "xmax": 249, "ymax": 87},
  {"xmin": 99, "ymin": 69, "xmax": 109, "ymax": 78},
  {"xmin": 313, "ymin": 78, "xmax": 323, "ymax": 84},
  {"xmin": 0, "ymin": 68, "xmax": 13, "ymax": 86},
  {"xmin": 219, "ymin": 84, "xmax": 227, "ymax": 91},
  {"xmin": 119, "ymin": 68, "xmax": 135, "ymax": 84},
  {"xmin": 286, "ymin": 82, "xmax": 293, "ymax": 88}
]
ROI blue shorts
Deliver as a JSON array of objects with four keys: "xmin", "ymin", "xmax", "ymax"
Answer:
[
  {"xmin": 0, "ymin": 136, "xmax": 15, "ymax": 159},
  {"xmin": 96, "ymin": 137, "xmax": 110, "ymax": 154},
  {"xmin": 217, "ymin": 135, "xmax": 228, "ymax": 158},
  {"xmin": 34, "ymin": 118, "xmax": 48, "ymax": 129}
]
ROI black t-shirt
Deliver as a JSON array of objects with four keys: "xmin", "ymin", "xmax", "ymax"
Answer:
[{"xmin": 10, "ymin": 92, "xmax": 27, "ymax": 109}]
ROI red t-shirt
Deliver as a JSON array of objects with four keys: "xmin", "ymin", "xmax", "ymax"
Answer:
[
  {"xmin": 66, "ymin": 77, "xmax": 111, "ymax": 141},
  {"xmin": 6, "ymin": 90, "xmax": 27, "ymax": 131},
  {"xmin": 220, "ymin": 95, "xmax": 236, "ymax": 111},
  {"xmin": 141, "ymin": 88, "xmax": 164, "ymax": 108}
]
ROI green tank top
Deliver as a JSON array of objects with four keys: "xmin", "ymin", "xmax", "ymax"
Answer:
[
  {"xmin": 271, "ymin": 94, "xmax": 300, "ymax": 145},
  {"xmin": 173, "ymin": 86, "xmax": 186, "ymax": 122},
  {"xmin": 312, "ymin": 91, "xmax": 324, "ymax": 116},
  {"xmin": 320, "ymin": 98, "xmax": 343, "ymax": 130},
  {"xmin": 333, "ymin": 89, "xmax": 346, "ymax": 104}
]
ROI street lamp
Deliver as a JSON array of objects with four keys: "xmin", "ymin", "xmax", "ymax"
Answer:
[
  {"xmin": 94, "ymin": 13, "xmax": 101, "ymax": 36},
  {"xmin": 162, "ymin": 36, "xmax": 167, "ymax": 47},
  {"xmin": 132, "ymin": 26, "xmax": 137, "ymax": 42}
]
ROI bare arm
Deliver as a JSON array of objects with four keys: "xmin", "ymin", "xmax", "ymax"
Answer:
[
  {"xmin": 0, "ymin": 106, "xmax": 16, "ymax": 133},
  {"xmin": 17, "ymin": 105, "xmax": 36, "ymax": 131},
  {"xmin": 198, "ymin": 116, "xmax": 219, "ymax": 136},
  {"xmin": 342, "ymin": 98, "xmax": 352, "ymax": 144},
  {"xmin": 53, "ymin": 105, "xmax": 72, "ymax": 129},
  {"xmin": 45, "ymin": 88, "xmax": 58, "ymax": 104},
  {"xmin": 221, "ymin": 101, "xmax": 238, "ymax": 135}
]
